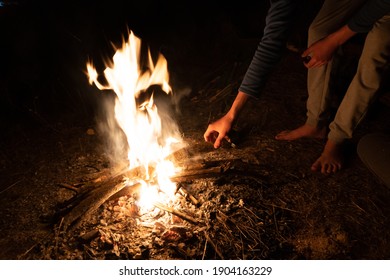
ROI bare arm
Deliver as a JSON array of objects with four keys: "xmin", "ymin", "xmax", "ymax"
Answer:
[
  {"xmin": 302, "ymin": 25, "xmax": 357, "ymax": 68},
  {"xmin": 204, "ymin": 91, "xmax": 250, "ymax": 148}
]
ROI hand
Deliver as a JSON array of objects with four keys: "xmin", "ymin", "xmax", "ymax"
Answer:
[
  {"xmin": 204, "ymin": 114, "xmax": 234, "ymax": 149},
  {"xmin": 302, "ymin": 36, "xmax": 338, "ymax": 68},
  {"xmin": 302, "ymin": 24, "xmax": 356, "ymax": 69}
]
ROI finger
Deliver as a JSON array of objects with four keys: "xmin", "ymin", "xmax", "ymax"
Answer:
[
  {"xmin": 302, "ymin": 55, "xmax": 312, "ymax": 64},
  {"xmin": 214, "ymin": 133, "xmax": 225, "ymax": 149},
  {"xmin": 305, "ymin": 58, "xmax": 316, "ymax": 68},
  {"xmin": 206, "ymin": 131, "xmax": 218, "ymax": 143},
  {"xmin": 313, "ymin": 61, "xmax": 325, "ymax": 68},
  {"xmin": 302, "ymin": 48, "xmax": 311, "ymax": 57},
  {"xmin": 306, "ymin": 59, "xmax": 325, "ymax": 69},
  {"xmin": 203, "ymin": 127, "xmax": 213, "ymax": 141}
]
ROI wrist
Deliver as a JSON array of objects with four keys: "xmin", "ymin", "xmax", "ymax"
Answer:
[
  {"xmin": 330, "ymin": 25, "xmax": 357, "ymax": 46},
  {"xmin": 225, "ymin": 110, "xmax": 236, "ymax": 124}
]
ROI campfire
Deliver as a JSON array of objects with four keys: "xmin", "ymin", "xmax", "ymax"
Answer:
[
  {"xmin": 86, "ymin": 30, "xmax": 186, "ymax": 213},
  {"xmin": 34, "ymin": 30, "xmax": 291, "ymax": 261}
]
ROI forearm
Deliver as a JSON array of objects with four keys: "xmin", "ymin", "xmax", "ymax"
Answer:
[
  {"xmin": 225, "ymin": 91, "xmax": 250, "ymax": 123},
  {"xmin": 302, "ymin": 24, "xmax": 358, "ymax": 68},
  {"xmin": 327, "ymin": 25, "xmax": 357, "ymax": 47}
]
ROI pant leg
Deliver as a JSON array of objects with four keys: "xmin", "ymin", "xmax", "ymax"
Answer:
[
  {"xmin": 306, "ymin": 0, "xmax": 367, "ymax": 128},
  {"xmin": 328, "ymin": 13, "xmax": 390, "ymax": 143},
  {"xmin": 357, "ymin": 133, "xmax": 390, "ymax": 188}
]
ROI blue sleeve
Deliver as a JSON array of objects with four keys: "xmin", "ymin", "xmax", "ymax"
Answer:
[
  {"xmin": 347, "ymin": 0, "xmax": 390, "ymax": 33},
  {"xmin": 238, "ymin": 0, "xmax": 298, "ymax": 98}
]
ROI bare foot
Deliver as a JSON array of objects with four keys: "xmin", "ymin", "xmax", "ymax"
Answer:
[
  {"xmin": 275, "ymin": 124, "xmax": 327, "ymax": 141},
  {"xmin": 311, "ymin": 140, "xmax": 343, "ymax": 174}
]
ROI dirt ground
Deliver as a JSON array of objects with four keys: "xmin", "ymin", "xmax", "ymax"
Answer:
[{"xmin": 1, "ymin": 1, "xmax": 390, "ymax": 260}]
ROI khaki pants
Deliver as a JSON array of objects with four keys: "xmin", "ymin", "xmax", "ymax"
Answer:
[{"xmin": 306, "ymin": 0, "xmax": 390, "ymax": 143}]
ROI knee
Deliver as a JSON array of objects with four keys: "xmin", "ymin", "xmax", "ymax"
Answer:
[{"xmin": 308, "ymin": 22, "xmax": 329, "ymax": 45}]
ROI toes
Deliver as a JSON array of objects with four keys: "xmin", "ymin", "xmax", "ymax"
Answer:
[
  {"xmin": 327, "ymin": 164, "xmax": 334, "ymax": 174},
  {"xmin": 334, "ymin": 163, "xmax": 342, "ymax": 173},
  {"xmin": 322, "ymin": 163, "xmax": 330, "ymax": 174},
  {"xmin": 311, "ymin": 160, "xmax": 321, "ymax": 172},
  {"xmin": 275, "ymin": 130, "xmax": 290, "ymax": 140},
  {"xmin": 314, "ymin": 161, "xmax": 342, "ymax": 174}
]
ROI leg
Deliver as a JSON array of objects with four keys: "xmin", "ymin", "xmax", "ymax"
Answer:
[
  {"xmin": 276, "ymin": 0, "xmax": 366, "ymax": 141},
  {"xmin": 328, "ymin": 15, "xmax": 390, "ymax": 143},
  {"xmin": 311, "ymin": 13, "xmax": 390, "ymax": 173}
]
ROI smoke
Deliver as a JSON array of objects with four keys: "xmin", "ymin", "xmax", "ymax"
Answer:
[{"xmin": 96, "ymin": 93, "xmax": 128, "ymax": 168}]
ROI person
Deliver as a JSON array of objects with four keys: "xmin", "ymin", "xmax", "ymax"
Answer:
[
  {"xmin": 204, "ymin": 0, "xmax": 390, "ymax": 174},
  {"xmin": 357, "ymin": 132, "xmax": 390, "ymax": 188},
  {"xmin": 204, "ymin": 0, "xmax": 299, "ymax": 149}
]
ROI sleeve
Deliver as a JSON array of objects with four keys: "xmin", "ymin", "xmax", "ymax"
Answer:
[
  {"xmin": 347, "ymin": 0, "xmax": 390, "ymax": 33},
  {"xmin": 238, "ymin": 0, "xmax": 298, "ymax": 98}
]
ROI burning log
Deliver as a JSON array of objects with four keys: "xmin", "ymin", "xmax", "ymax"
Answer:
[
  {"xmin": 170, "ymin": 165, "xmax": 223, "ymax": 182},
  {"xmin": 55, "ymin": 163, "xmax": 145, "ymax": 230},
  {"xmin": 61, "ymin": 181, "xmax": 127, "ymax": 230},
  {"xmin": 153, "ymin": 202, "xmax": 200, "ymax": 225},
  {"xmin": 171, "ymin": 160, "xmax": 232, "ymax": 182},
  {"xmin": 176, "ymin": 183, "xmax": 200, "ymax": 206},
  {"xmin": 56, "ymin": 159, "xmax": 232, "ymax": 232}
]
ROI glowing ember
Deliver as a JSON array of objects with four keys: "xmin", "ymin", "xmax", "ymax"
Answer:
[{"xmin": 86, "ymin": 30, "xmax": 183, "ymax": 208}]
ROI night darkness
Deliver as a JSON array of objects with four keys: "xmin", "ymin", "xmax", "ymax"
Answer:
[
  {"xmin": 1, "ymin": 0, "xmax": 390, "ymax": 262},
  {"xmin": 0, "ymin": 0, "xmax": 272, "ymax": 127}
]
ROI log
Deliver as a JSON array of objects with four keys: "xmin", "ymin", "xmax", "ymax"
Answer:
[
  {"xmin": 58, "ymin": 159, "xmax": 232, "ymax": 231},
  {"xmin": 58, "ymin": 164, "xmax": 147, "ymax": 231},
  {"xmin": 170, "ymin": 166, "xmax": 223, "ymax": 182},
  {"xmin": 153, "ymin": 202, "xmax": 200, "ymax": 225},
  {"xmin": 62, "ymin": 180, "xmax": 127, "ymax": 231}
]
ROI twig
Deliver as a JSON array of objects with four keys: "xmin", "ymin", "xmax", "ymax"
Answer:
[
  {"xmin": 272, "ymin": 206, "xmax": 287, "ymax": 242},
  {"xmin": 54, "ymin": 217, "xmax": 64, "ymax": 255},
  {"xmin": 351, "ymin": 200, "xmax": 366, "ymax": 213},
  {"xmin": 0, "ymin": 180, "xmax": 23, "ymax": 195},
  {"xmin": 17, "ymin": 232, "xmax": 52, "ymax": 259},
  {"xmin": 153, "ymin": 202, "xmax": 199, "ymax": 225},
  {"xmin": 58, "ymin": 183, "xmax": 79, "ymax": 194},
  {"xmin": 209, "ymin": 84, "xmax": 234, "ymax": 103},
  {"xmin": 204, "ymin": 232, "xmax": 224, "ymax": 260},
  {"xmin": 202, "ymin": 237, "xmax": 208, "ymax": 260},
  {"xmin": 262, "ymin": 202, "xmax": 300, "ymax": 213},
  {"xmin": 272, "ymin": 205, "xmax": 279, "ymax": 236},
  {"xmin": 177, "ymin": 187, "xmax": 200, "ymax": 206}
]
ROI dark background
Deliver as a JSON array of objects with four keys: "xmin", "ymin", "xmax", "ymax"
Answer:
[
  {"xmin": 0, "ymin": 0, "xmax": 321, "ymax": 129},
  {"xmin": 0, "ymin": 0, "xmax": 262, "ymax": 125}
]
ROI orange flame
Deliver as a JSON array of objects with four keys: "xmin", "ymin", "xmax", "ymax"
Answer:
[{"xmin": 87, "ymin": 30, "xmax": 183, "ymax": 207}]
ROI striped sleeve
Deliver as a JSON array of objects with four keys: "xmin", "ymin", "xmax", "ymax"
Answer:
[{"xmin": 239, "ymin": 0, "xmax": 298, "ymax": 98}]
